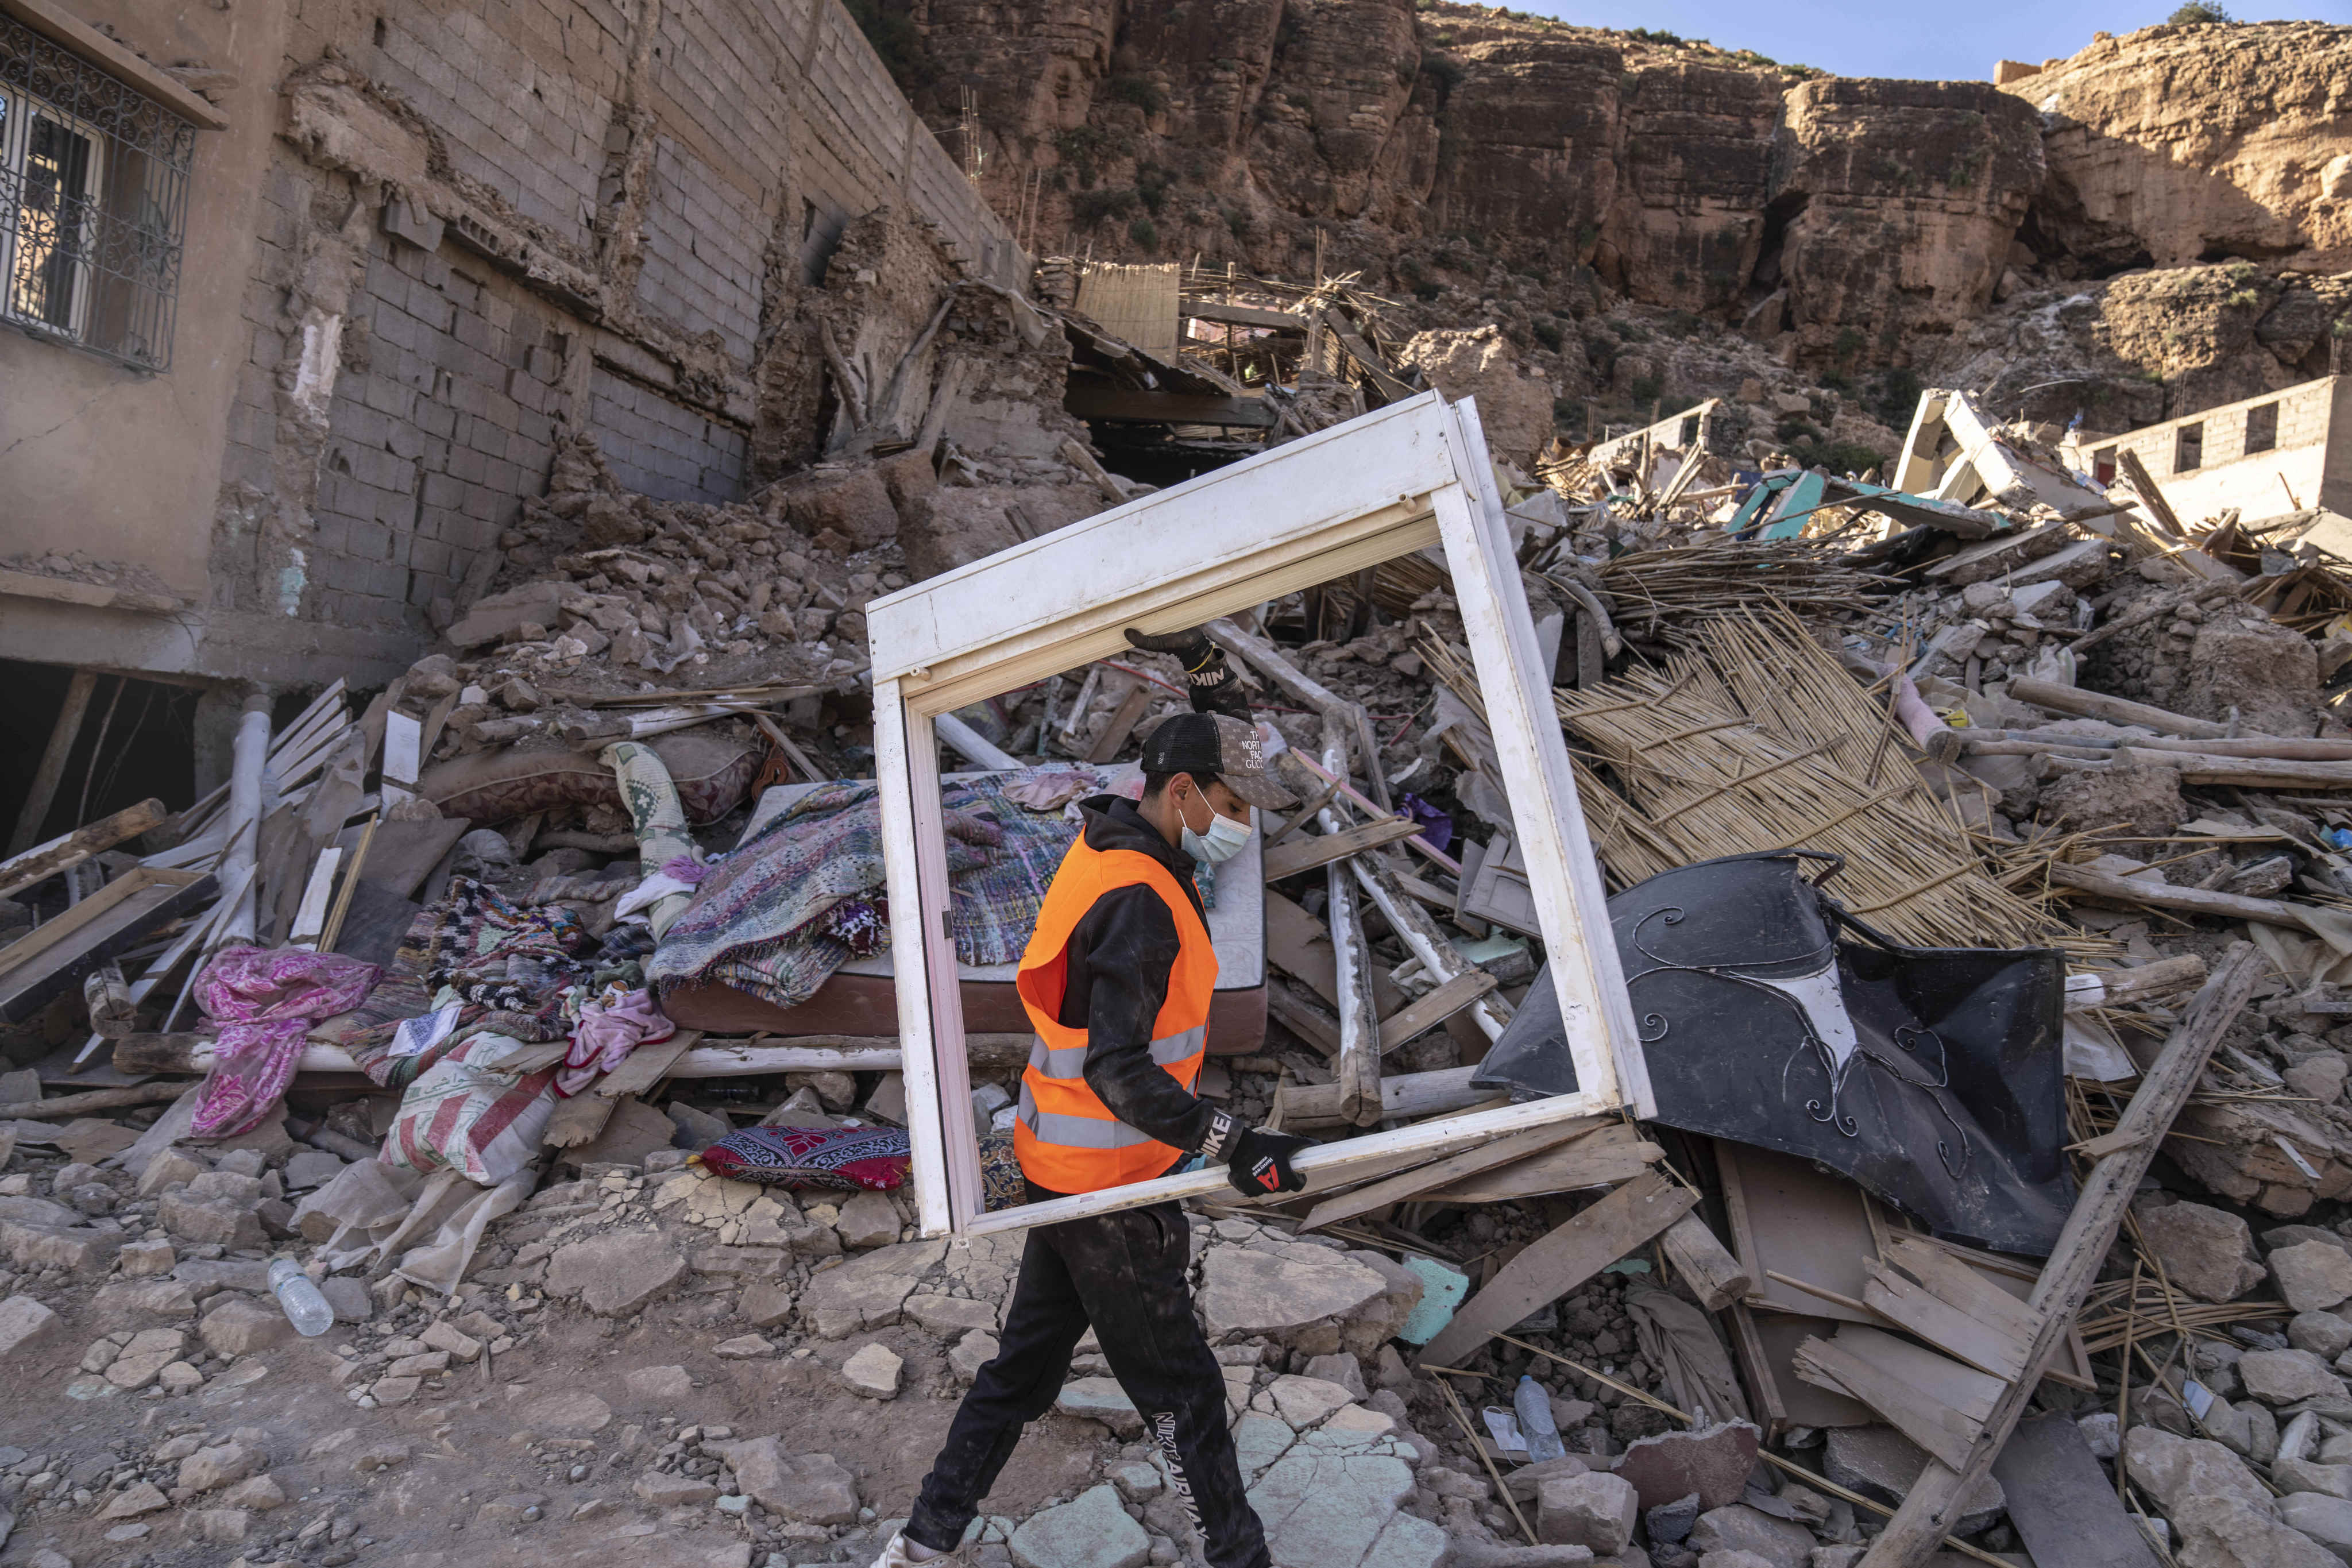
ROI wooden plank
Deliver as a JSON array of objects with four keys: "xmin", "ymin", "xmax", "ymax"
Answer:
[
  {"xmin": 1328, "ymin": 854, "xmax": 1382, "ymax": 1127},
  {"xmin": 1989, "ymin": 1413, "xmax": 2164, "ymax": 1568},
  {"xmin": 1378, "ymin": 969, "xmax": 1498, "ymax": 1053},
  {"xmin": 1863, "ymin": 1264, "xmax": 2033, "ymax": 1382},
  {"xmin": 1856, "ymin": 944, "xmax": 2266, "ymax": 1568},
  {"xmin": 1418, "ymin": 1127, "xmax": 1662, "ymax": 1202},
  {"xmin": 1083, "ymin": 681, "xmax": 1154, "ymax": 764},
  {"xmin": 1420, "ymin": 1169, "xmax": 1696, "ymax": 1367},
  {"xmin": 1266, "ymin": 777, "xmax": 1343, "ymax": 848},
  {"xmin": 1266, "ymin": 978, "xmax": 1341, "ymax": 1058},
  {"xmin": 1181, "ymin": 299, "xmax": 1305, "ymax": 331},
  {"xmin": 1279, "ymin": 1065, "xmax": 1487, "ymax": 1130},
  {"xmin": 591, "ymin": 1031, "xmax": 700, "ymax": 1100},
  {"xmin": 1063, "ymin": 385, "xmax": 1276, "ymax": 428},
  {"xmin": 0, "ymin": 866, "xmax": 204, "ymax": 979},
  {"xmin": 2115, "ymin": 446, "xmax": 2185, "ymax": 537},
  {"xmin": 1878, "ymin": 1235, "xmax": 2041, "ymax": 1348},
  {"xmin": 1265, "ymin": 890, "xmax": 1404, "ymax": 1015},
  {"xmin": 1793, "ymin": 1331, "xmax": 1985, "ymax": 1471},
  {"xmin": 1262, "ymin": 814, "xmax": 1423, "ymax": 881},
  {"xmin": 0, "ymin": 798, "xmax": 165, "ymax": 899},
  {"xmin": 0, "ymin": 0, "xmax": 230, "ymax": 128},
  {"xmin": 1299, "ymin": 1119, "xmax": 1592, "ymax": 1233},
  {"xmin": 287, "ymin": 847, "xmax": 342, "ymax": 948},
  {"xmin": 2008, "ymin": 675, "xmax": 2229, "ymax": 740},
  {"xmin": 358, "ymin": 816, "xmax": 473, "ymax": 899},
  {"xmin": 1717, "ymin": 1140, "xmax": 1879, "ymax": 1324},
  {"xmin": 7, "ymin": 669, "xmax": 97, "ymax": 855}
]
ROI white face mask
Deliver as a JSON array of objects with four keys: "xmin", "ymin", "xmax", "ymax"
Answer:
[{"xmin": 1177, "ymin": 786, "xmax": 1253, "ymax": 864}]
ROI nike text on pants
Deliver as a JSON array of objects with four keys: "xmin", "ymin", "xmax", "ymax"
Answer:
[{"xmin": 905, "ymin": 1196, "xmax": 1271, "ymax": 1568}]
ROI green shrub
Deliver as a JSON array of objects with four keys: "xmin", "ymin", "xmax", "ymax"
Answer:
[
  {"xmin": 2168, "ymin": 1, "xmax": 2230, "ymax": 21},
  {"xmin": 1107, "ymin": 75, "xmax": 1167, "ymax": 114},
  {"xmin": 1868, "ymin": 366, "xmax": 1924, "ymax": 428},
  {"xmin": 1127, "ymin": 216, "xmax": 1159, "ymax": 252},
  {"xmin": 844, "ymin": 0, "xmax": 936, "ymax": 91},
  {"xmin": 1412, "ymin": 280, "xmax": 1443, "ymax": 301},
  {"xmin": 1422, "ymin": 52, "xmax": 1467, "ymax": 91},
  {"xmin": 1136, "ymin": 162, "xmax": 1174, "ymax": 214},
  {"xmin": 1532, "ymin": 316, "xmax": 1565, "ymax": 350},
  {"xmin": 1072, "ymin": 187, "xmax": 1137, "ymax": 224},
  {"xmin": 1629, "ymin": 373, "xmax": 1663, "ymax": 404}
]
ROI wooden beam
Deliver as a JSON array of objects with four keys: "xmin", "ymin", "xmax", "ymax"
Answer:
[
  {"xmin": 1083, "ymin": 682, "xmax": 1154, "ymax": 764},
  {"xmin": 1064, "ymin": 385, "xmax": 1276, "ymax": 428},
  {"xmin": 0, "ymin": 867, "xmax": 215, "ymax": 1022},
  {"xmin": 2114, "ymin": 447, "xmax": 2184, "ymax": 538},
  {"xmin": 1278, "ymin": 1065, "xmax": 1489, "ymax": 1131},
  {"xmin": 2117, "ymin": 746, "xmax": 2352, "ymax": 789},
  {"xmin": 1420, "ymin": 1169, "xmax": 1697, "ymax": 1368},
  {"xmin": 0, "ymin": 1080, "xmax": 188, "ymax": 1119},
  {"xmin": 1856, "ymin": 943, "xmax": 2267, "ymax": 1567},
  {"xmin": 1266, "ymin": 978, "xmax": 1342, "ymax": 1058},
  {"xmin": 1263, "ymin": 814, "xmax": 1424, "ymax": 881},
  {"xmin": 0, "ymin": 798, "xmax": 164, "ymax": 899},
  {"xmin": 2048, "ymin": 861, "xmax": 2327, "ymax": 935},
  {"xmin": 1660, "ymin": 1211, "xmax": 1754, "ymax": 1312},
  {"xmin": 1417, "ymin": 1127, "xmax": 1662, "ymax": 1203},
  {"xmin": 8, "ymin": 669, "xmax": 98, "ymax": 855},
  {"xmin": 2007, "ymin": 675, "xmax": 2229, "ymax": 740},
  {"xmin": 1181, "ymin": 299, "xmax": 1306, "ymax": 332},
  {"xmin": 1299, "ymin": 1119, "xmax": 1593, "ymax": 1233},
  {"xmin": 1377, "ymin": 969, "xmax": 1499, "ymax": 1053},
  {"xmin": 0, "ymin": 567, "xmax": 183, "ymax": 616}
]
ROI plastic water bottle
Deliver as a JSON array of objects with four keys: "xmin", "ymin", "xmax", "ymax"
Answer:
[
  {"xmin": 1515, "ymin": 1374, "xmax": 1566, "ymax": 1462},
  {"xmin": 268, "ymin": 1258, "xmax": 335, "ymax": 1337}
]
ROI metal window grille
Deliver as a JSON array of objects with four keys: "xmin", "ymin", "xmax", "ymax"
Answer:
[{"xmin": 0, "ymin": 13, "xmax": 194, "ymax": 372}]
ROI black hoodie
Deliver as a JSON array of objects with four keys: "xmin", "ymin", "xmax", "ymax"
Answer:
[{"xmin": 1040, "ymin": 793, "xmax": 1221, "ymax": 1184}]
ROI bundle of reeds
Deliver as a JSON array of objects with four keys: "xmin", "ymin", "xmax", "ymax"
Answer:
[{"xmin": 1591, "ymin": 538, "xmax": 1896, "ymax": 648}]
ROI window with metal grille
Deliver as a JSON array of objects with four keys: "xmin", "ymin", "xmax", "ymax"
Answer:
[{"xmin": 0, "ymin": 13, "xmax": 194, "ymax": 372}]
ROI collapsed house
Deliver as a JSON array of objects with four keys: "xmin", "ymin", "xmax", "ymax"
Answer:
[{"xmin": 13, "ymin": 2, "xmax": 2352, "ymax": 1567}]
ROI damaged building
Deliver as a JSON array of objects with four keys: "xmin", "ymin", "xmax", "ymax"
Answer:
[
  {"xmin": 0, "ymin": 0, "xmax": 1039, "ymax": 840},
  {"xmin": 16, "ymin": 5, "xmax": 2352, "ymax": 1568}
]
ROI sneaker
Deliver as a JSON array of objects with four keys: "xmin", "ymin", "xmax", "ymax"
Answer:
[{"xmin": 867, "ymin": 1532, "xmax": 952, "ymax": 1568}]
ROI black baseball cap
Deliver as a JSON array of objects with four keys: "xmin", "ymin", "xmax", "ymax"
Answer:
[{"xmin": 1141, "ymin": 713, "xmax": 1297, "ymax": 811}]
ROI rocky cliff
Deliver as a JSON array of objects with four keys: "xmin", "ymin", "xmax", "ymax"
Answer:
[{"xmin": 874, "ymin": 5, "xmax": 2352, "ymax": 447}]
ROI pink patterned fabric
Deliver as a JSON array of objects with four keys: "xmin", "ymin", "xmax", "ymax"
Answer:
[
  {"xmin": 192, "ymin": 946, "xmax": 381, "ymax": 1137},
  {"xmin": 555, "ymin": 985, "xmax": 675, "ymax": 1097}
]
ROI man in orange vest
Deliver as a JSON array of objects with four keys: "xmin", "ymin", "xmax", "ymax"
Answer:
[{"xmin": 871, "ymin": 706, "xmax": 1314, "ymax": 1568}]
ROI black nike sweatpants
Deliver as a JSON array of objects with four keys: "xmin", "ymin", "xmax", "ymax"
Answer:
[{"xmin": 904, "ymin": 1194, "xmax": 1271, "ymax": 1568}]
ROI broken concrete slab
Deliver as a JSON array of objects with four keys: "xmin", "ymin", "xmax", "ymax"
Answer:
[
  {"xmin": 1824, "ymin": 1425, "xmax": 2005, "ymax": 1535},
  {"xmin": 1007, "ymin": 1483, "xmax": 1149, "ymax": 1568},
  {"xmin": 1686, "ymin": 1504, "xmax": 1817, "ymax": 1568},
  {"xmin": 841, "ymin": 1342, "xmax": 903, "ymax": 1399},
  {"xmin": 1615, "ymin": 1420, "xmax": 1760, "ymax": 1512},
  {"xmin": 724, "ymin": 1439, "xmax": 859, "ymax": 1524},
  {"xmin": 543, "ymin": 1230, "xmax": 685, "ymax": 1316},
  {"xmin": 2275, "ymin": 1241, "xmax": 2352, "ymax": 1313},
  {"xmin": 1197, "ymin": 1243, "xmax": 1388, "ymax": 1343},
  {"xmin": 1535, "ymin": 1471, "xmax": 1636, "ymax": 1554},
  {"xmin": 2137, "ymin": 1201, "xmax": 2267, "ymax": 1303},
  {"xmin": 798, "ymin": 1238, "xmax": 946, "ymax": 1338}
]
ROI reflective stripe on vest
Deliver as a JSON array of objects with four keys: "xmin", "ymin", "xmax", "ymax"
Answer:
[
  {"xmin": 1013, "ymin": 833, "xmax": 1218, "ymax": 1194},
  {"xmin": 1024, "ymin": 1024, "xmax": 1208, "ymax": 1082}
]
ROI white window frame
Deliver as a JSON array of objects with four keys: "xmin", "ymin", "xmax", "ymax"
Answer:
[
  {"xmin": 864, "ymin": 391, "xmax": 1651, "ymax": 1238},
  {"xmin": 0, "ymin": 81, "xmax": 106, "ymax": 342}
]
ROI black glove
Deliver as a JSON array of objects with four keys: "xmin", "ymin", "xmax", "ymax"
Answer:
[
  {"xmin": 1225, "ymin": 1127, "xmax": 1312, "ymax": 1199},
  {"xmin": 1123, "ymin": 626, "xmax": 1252, "ymax": 722}
]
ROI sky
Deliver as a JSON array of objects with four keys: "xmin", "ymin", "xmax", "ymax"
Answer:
[{"xmin": 1523, "ymin": 0, "xmax": 2352, "ymax": 81}]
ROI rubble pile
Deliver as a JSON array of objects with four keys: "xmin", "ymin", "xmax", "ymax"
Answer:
[{"xmin": 17, "ymin": 258, "xmax": 2352, "ymax": 1568}]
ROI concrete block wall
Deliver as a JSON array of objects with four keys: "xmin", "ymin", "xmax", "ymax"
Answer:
[
  {"xmin": 358, "ymin": 0, "xmax": 625, "ymax": 253},
  {"xmin": 588, "ymin": 366, "xmax": 749, "ymax": 501},
  {"xmin": 636, "ymin": 134, "xmax": 766, "ymax": 362},
  {"xmin": 2093, "ymin": 377, "xmax": 2338, "ymax": 479},
  {"xmin": 233, "ymin": 0, "xmax": 1027, "ymax": 638},
  {"xmin": 308, "ymin": 222, "xmax": 571, "ymax": 631}
]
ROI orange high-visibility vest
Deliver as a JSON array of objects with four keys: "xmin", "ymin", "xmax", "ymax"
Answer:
[{"xmin": 1013, "ymin": 835, "xmax": 1218, "ymax": 1194}]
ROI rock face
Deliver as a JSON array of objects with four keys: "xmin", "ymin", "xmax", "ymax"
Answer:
[
  {"xmin": 2009, "ymin": 22, "xmax": 2352, "ymax": 275},
  {"xmin": 1771, "ymin": 79, "xmax": 2045, "ymax": 363}
]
